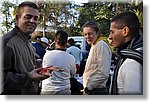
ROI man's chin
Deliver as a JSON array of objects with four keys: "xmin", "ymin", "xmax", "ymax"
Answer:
[
  {"xmin": 26, "ymin": 30, "xmax": 35, "ymax": 34},
  {"xmin": 113, "ymin": 45, "xmax": 119, "ymax": 48}
]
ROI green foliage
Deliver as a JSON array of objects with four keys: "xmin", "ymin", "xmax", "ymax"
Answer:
[
  {"xmin": 1, "ymin": 1, "xmax": 15, "ymax": 33},
  {"xmin": 76, "ymin": 1, "xmax": 143, "ymax": 36},
  {"xmin": 36, "ymin": 1, "xmax": 78, "ymax": 31},
  {"xmin": 129, "ymin": 1, "xmax": 143, "ymax": 27},
  {"xmin": 0, "ymin": 0, "xmax": 143, "ymax": 37}
]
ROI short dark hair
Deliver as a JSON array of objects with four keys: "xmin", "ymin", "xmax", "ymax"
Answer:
[
  {"xmin": 16, "ymin": 1, "xmax": 39, "ymax": 15},
  {"xmin": 111, "ymin": 11, "xmax": 140, "ymax": 37},
  {"xmin": 54, "ymin": 30, "xmax": 68, "ymax": 46},
  {"xmin": 68, "ymin": 38, "xmax": 75, "ymax": 46},
  {"xmin": 82, "ymin": 20, "xmax": 102, "ymax": 34}
]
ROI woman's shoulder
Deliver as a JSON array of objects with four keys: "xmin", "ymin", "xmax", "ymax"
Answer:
[
  {"xmin": 97, "ymin": 40, "xmax": 108, "ymax": 45},
  {"xmin": 94, "ymin": 40, "xmax": 110, "ymax": 50}
]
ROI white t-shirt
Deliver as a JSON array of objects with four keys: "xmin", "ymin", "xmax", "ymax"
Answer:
[{"xmin": 41, "ymin": 50, "xmax": 76, "ymax": 94}]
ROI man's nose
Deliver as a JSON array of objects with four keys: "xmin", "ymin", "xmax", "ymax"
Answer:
[{"xmin": 30, "ymin": 17, "xmax": 36, "ymax": 22}]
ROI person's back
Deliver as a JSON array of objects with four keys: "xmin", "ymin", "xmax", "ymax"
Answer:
[
  {"xmin": 32, "ymin": 43, "xmax": 44, "ymax": 58},
  {"xmin": 66, "ymin": 38, "xmax": 82, "ymax": 74},
  {"xmin": 41, "ymin": 31, "xmax": 76, "ymax": 95},
  {"xmin": 66, "ymin": 38, "xmax": 82, "ymax": 65},
  {"xmin": 67, "ymin": 46, "xmax": 82, "ymax": 64},
  {"xmin": 41, "ymin": 50, "xmax": 76, "ymax": 95}
]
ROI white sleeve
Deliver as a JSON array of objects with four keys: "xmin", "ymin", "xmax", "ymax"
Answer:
[
  {"xmin": 69, "ymin": 56, "xmax": 77, "ymax": 77},
  {"xmin": 117, "ymin": 59, "xmax": 142, "ymax": 94}
]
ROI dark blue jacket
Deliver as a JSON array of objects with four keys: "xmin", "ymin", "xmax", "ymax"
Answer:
[{"xmin": 32, "ymin": 43, "xmax": 46, "ymax": 59}]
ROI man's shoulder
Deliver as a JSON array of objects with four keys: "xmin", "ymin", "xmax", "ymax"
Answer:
[
  {"xmin": 120, "ymin": 58, "xmax": 142, "ymax": 73},
  {"xmin": 3, "ymin": 28, "xmax": 18, "ymax": 45},
  {"xmin": 73, "ymin": 46, "xmax": 81, "ymax": 51},
  {"xmin": 94, "ymin": 40, "xmax": 110, "ymax": 51},
  {"xmin": 67, "ymin": 46, "xmax": 80, "ymax": 51},
  {"xmin": 96, "ymin": 40, "xmax": 109, "ymax": 47},
  {"xmin": 32, "ymin": 42, "xmax": 41, "ymax": 48},
  {"xmin": 123, "ymin": 58, "xmax": 142, "ymax": 65}
]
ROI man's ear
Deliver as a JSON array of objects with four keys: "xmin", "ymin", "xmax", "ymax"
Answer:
[
  {"xmin": 15, "ymin": 15, "xmax": 20, "ymax": 21},
  {"xmin": 123, "ymin": 26, "xmax": 129, "ymax": 37}
]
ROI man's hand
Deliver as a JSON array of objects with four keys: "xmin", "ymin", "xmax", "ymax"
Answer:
[
  {"xmin": 38, "ymin": 66, "xmax": 64, "ymax": 76},
  {"xmin": 29, "ymin": 66, "xmax": 64, "ymax": 81},
  {"xmin": 29, "ymin": 68, "xmax": 49, "ymax": 81}
]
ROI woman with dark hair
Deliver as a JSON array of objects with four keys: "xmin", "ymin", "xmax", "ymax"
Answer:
[{"xmin": 41, "ymin": 30, "xmax": 76, "ymax": 95}]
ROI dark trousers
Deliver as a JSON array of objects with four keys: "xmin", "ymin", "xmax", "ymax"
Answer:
[
  {"xmin": 85, "ymin": 87, "xmax": 108, "ymax": 95},
  {"xmin": 70, "ymin": 78, "xmax": 83, "ymax": 95}
]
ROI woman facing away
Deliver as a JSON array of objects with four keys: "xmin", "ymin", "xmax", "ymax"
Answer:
[{"xmin": 41, "ymin": 30, "xmax": 76, "ymax": 95}]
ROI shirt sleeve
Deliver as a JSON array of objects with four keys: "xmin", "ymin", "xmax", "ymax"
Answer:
[
  {"xmin": 70, "ymin": 57, "xmax": 77, "ymax": 77},
  {"xmin": 117, "ymin": 59, "xmax": 142, "ymax": 94}
]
